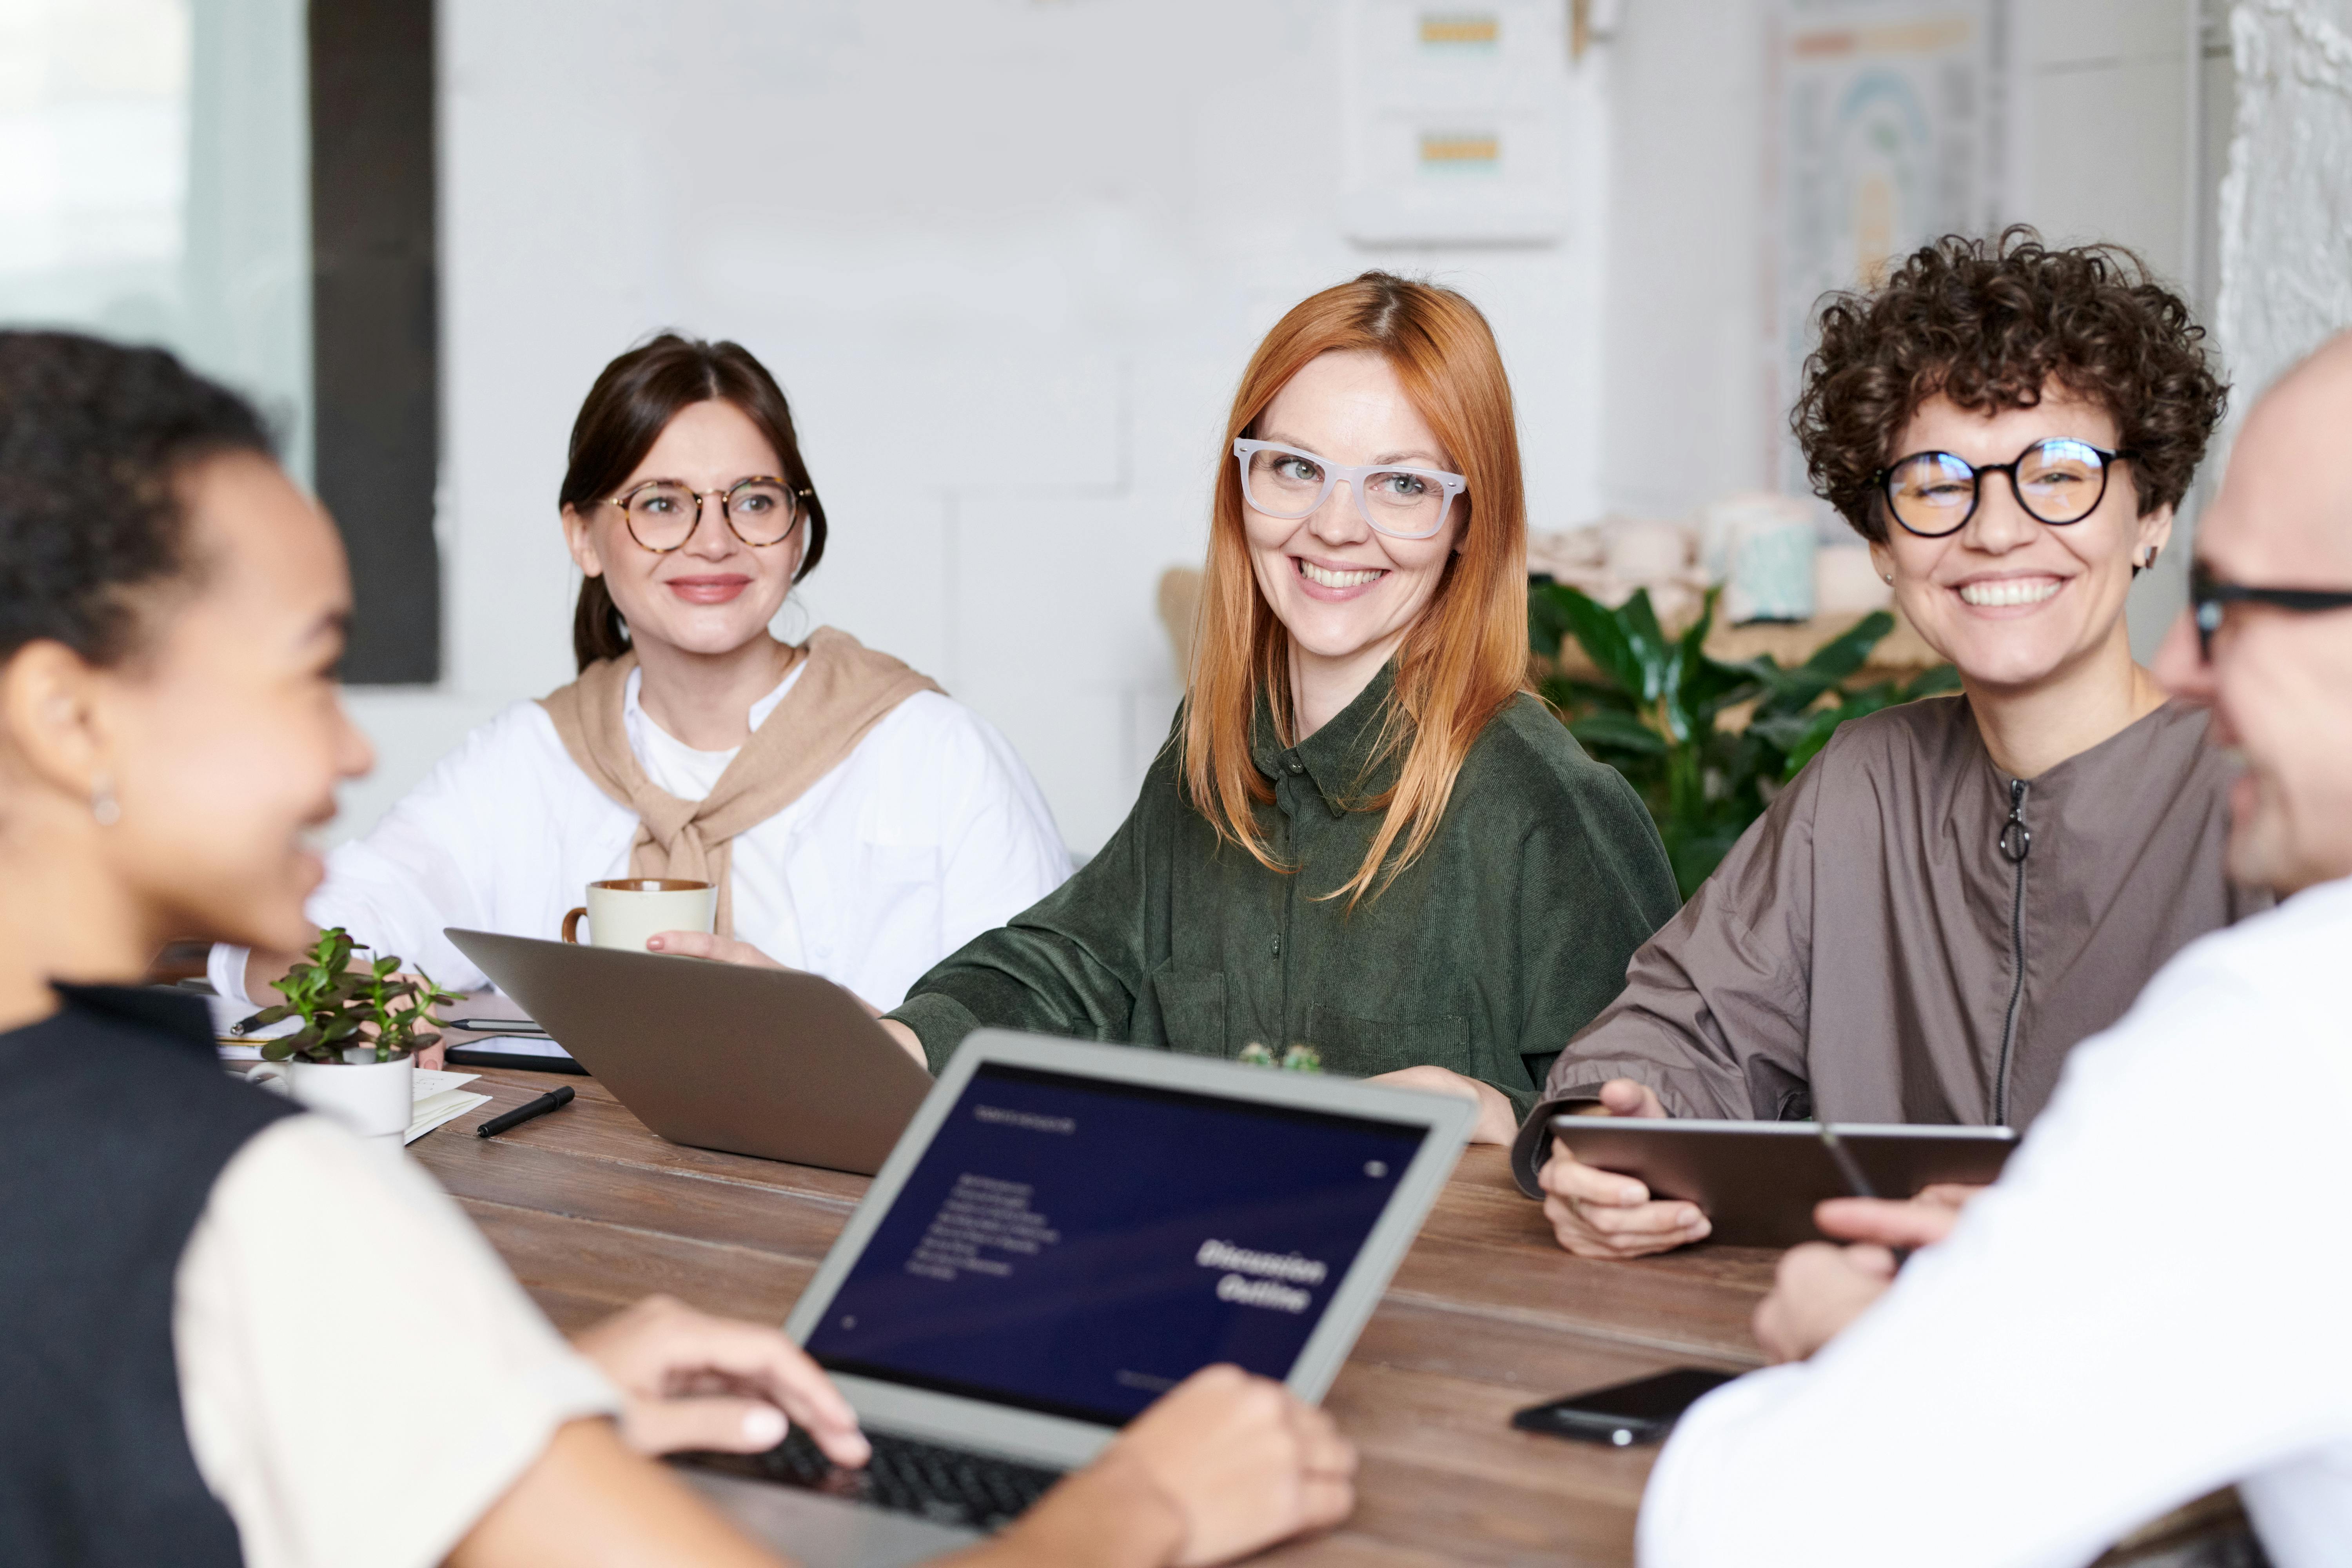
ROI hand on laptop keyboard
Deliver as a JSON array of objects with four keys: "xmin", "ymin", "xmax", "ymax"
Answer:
[
  {"xmin": 705, "ymin": 1365, "xmax": 1357, "ymax": 1562},
  {"xmin": 753, "ymin": 1426, "xmax": 1063, "ymax": 1532},
  {"xmin": 1073, "ymin": 1365, "xmax": 1357, "ymax": 1565},
  {"xmin": 572, "ymin": 1295, "xmax": 869, "ymax": 1466}
]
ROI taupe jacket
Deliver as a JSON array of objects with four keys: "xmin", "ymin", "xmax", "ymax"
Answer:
[{"xmin": 1510, "ymin": 697, "xmax": 2266, "ymax": 1194}]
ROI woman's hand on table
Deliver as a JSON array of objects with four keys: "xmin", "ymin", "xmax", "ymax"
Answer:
[
  {"xmin": 572, "ymin": 1294, "xmax": 869, "ymax": 1466},
  {"xmin": 1751, "ymin": 1185, "xmax": 1978, "ymax": 1362},
  {"xmin": 1000, "ymin": 1365, "xmax": 1355, "ymax": 1568},
  {"xmin": 1535, "ymin": 1077, "xmax": 1712, "ymax": 1258},
  {"xmin": 1362, "ymin": 1064, "xmax": 1520, "ymax": 1145}
]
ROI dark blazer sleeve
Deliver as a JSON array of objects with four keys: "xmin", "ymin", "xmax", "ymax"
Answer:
[{"xmin": 1508, "ymin": 753, "xmax": 1824, "ymax": 1194}]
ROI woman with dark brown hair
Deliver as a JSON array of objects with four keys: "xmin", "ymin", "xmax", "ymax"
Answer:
[
  {"xmin": 1523, "ymin": 230, "xmax": 2270, "ymax": 1255},
  {"xmin": 212, "ymin": 334, "xmax": 1067, "ymax": 1040},
  {"xmin": 876, "ymin": 273, "xmax": 1681, "ymax": 1143}
]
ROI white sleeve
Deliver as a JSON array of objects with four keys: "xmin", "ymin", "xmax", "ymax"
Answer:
[
  {"xmin": 208, "ymin": 708, "xmax": 555, "ymax": 1009},
  {"xmin": 929, "ymin": 702, "xmax": 1072, "ymax": 952},
  {"xmin": 174, "ymin": 1117, "xmax": 620, "ymax": 1568},
  {"xmin": 1638, "ymin": 960, "xmax": 2352, "ymax": 1568}
]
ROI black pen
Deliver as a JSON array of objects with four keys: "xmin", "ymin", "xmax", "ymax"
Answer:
[
  {"xmin": 1816, "ymin": 1123, "xmax": 1910, "ymax": 1265},
  {"xmin": 477, "ymin": 1085, "xmax": 575, "ymax": 1138}
]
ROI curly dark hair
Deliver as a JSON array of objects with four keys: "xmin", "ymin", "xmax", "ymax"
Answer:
[
  {"xmin": 0, "ymin": 331, "xmax": 273, "ymax": 667},
  {"xmin": 1792, "ymin": 227, "xmax": 2227, "ymax": 543}
]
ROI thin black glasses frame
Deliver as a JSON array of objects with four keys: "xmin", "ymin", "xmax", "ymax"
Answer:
[
  {"xmin": 1874, "ymin": 439, "xmax": 2137, "ymax": 539},
  {"xmin": 2190, "ymin": 563, "xmax": 2352, "ymax": 661}
]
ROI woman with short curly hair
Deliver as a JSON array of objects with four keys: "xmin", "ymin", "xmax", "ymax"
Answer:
[{"xmin": 1518, "ymin": 229, "xmax": 2272, "ymax": 1253}]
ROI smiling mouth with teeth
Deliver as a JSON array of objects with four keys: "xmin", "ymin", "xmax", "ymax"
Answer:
[
  {"xmin": 1297, "ymin": 559, "xmax": 1386, "ymax": 589},
  {"xmin": 1957, "ymin": 577, "xmax": 2062, "ymax": 608}
]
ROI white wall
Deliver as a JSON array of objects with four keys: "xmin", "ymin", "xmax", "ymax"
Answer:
[
  {"xmin": 337, "ymin": 0, "xmax": 2229, "ymax": 852},
  {"xmin": 337, "ymin": 0, "xmax": 1610, "ymax": 854},
  {"xmin": 1599, "ymin": 0, "xmax": 2221, "ymax": 660}
]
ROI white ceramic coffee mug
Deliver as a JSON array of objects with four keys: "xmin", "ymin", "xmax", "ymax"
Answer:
[
  {"xmin": 562, "ymin": 877, "xmax": 717, "ymax": 954},
  {"xmin": 246, "ymin": 1052, "xmax": 414, "ymax": 1145}
]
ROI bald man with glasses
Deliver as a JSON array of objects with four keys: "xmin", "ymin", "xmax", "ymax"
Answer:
[{"xmin": 1636, "ymin": 332, "xmax": 2352, "ymax": 1568}]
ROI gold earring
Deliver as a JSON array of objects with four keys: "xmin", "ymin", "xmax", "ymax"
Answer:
[{"xmin": 91, "ymin": 773, "xmax": 121, "ymax": 828}]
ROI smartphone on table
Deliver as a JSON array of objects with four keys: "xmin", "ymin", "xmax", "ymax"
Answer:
[{"xmin": 1510, "ymin": 1368, "xmax": 1739, "ymax": 1447}]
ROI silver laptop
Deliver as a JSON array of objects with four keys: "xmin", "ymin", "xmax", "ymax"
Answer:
[
  {"xmin": 444, "ymin": 928, "xmax": 933, "ymax": 1175},
  {"xmin": 681, "ymin": 1029, "xmax": 1475, "ymax": 1567}
]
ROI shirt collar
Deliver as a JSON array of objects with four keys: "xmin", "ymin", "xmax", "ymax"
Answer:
[
  {"xmin": 1251, "ymin": 659, "xmax": 1403, "ymax": 817},
  {"xmin": 621, "ymin": 660, "xmax": 808, "ymax": 759}
]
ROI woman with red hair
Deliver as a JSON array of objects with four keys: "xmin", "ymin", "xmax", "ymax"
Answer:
[{"xmin": 880, "ymin": 273, "xmax": 1680, "ymax": 1143}]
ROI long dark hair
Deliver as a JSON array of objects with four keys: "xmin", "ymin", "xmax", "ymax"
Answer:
[{"xmin": 558, "ymin": 333, "xmax": 828, "ymax": 670}]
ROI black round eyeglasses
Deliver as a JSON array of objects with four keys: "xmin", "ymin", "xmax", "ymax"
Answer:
[{"xmin": 1875, "ymin": 438, "xmax": 2136, "ymax": 539}]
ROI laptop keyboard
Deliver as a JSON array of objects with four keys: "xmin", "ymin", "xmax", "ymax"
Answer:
[{"xmin": 730, "ymin": 1425, "xmax": 1066, "ymax": 1532}]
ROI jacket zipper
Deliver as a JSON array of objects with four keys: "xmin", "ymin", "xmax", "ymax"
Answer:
[{"xmin": 1993, "ymin": 777, "xmax": 2032, "ymax": 1124}]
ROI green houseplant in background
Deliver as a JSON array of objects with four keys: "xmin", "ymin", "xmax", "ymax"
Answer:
[{"xmin": 1530, "ymin": 583, "xmax": 1960, "ymax": 898}]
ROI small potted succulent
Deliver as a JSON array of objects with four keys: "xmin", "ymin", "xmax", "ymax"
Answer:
[{"xmin": 244, "ymin": 927, "xmax": 460, "ymax": 1144}]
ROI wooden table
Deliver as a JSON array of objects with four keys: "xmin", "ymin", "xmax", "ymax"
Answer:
[
  {"xmin": 411, "ymin": 1064, "xmax": 1775, "ymax": 1566},
  {"xmin": 411, "ymin": 1065, "xmax": 2249, "ymax": 1566}
]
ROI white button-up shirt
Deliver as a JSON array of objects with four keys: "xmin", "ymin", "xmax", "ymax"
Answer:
[
  {"xmin": 211, "ymin": 666, "xmax": 1070, "ymax": 1013},
  {"xmin": 1640, "ymin": 875, "xmax": 2352, "ymax": 1568}
]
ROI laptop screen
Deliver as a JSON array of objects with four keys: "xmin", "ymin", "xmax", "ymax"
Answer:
[{"xmin": 802, "ymin": 1061, "xmax": 1432, "ymax": 1426}]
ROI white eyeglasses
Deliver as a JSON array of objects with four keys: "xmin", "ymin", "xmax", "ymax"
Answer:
[{"xmin": 1232, "ymin": 439, "xmax": 1468, "ymax": 539}]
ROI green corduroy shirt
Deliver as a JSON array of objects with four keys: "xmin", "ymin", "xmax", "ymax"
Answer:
[{"xmin": 888, "ymin": 662, "xmax": 1682, "ymax": 1114}]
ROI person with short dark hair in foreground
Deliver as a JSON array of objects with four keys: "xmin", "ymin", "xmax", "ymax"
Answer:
[
  {"xmin": 0, "ymin": 330, "xmax": 1353, "ymax": 1567},
  {"xmin": 1637, "ymin": 333, "xmax": 2352, "ymax": 1568}
]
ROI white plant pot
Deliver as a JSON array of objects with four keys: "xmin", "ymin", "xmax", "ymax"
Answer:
[{"xmin": 247, "ymin": 1052, "xmax": 412, "ymax": 1145}]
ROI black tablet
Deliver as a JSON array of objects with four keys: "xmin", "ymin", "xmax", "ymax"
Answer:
[
  {"xmin": 1548, "ymin": 1118, "xmax": 2018, "ymax": 1247},
  {"xmin": 445, "ymin": 1044, "xmax": 589, "ymax": 1076}
]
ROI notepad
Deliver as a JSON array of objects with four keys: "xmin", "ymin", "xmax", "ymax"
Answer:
[{"xmin": 408, "ymin": 1068, "xmax": 493, "ymax": 1144}]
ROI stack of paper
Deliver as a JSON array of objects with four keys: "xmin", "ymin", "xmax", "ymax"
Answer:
[{"xmin": 408, "ymin": 1068, "xmax": 493, "ymax": 1144}]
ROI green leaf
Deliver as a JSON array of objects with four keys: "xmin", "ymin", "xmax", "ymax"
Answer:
[
  {"xmin": 1798, "ymin": 610, "xmax": 1893, "ymax": 684},
  {"xmin": 1537, "ymin": 583, "xmax": 1651, "ymax": 701}
]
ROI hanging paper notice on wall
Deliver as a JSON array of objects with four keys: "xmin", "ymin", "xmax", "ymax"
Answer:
[
  {"xmin": 1339, "ymin": 0, "xmax": 1582, "ymax": 245},
  {"xmin": 1766, "ymin": 0, "xmax": 2010, "ymax": 492}
]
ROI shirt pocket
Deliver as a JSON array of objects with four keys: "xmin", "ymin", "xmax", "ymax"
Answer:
[
  {"xmin": 1303, "ymin": 1003, "xmax": 1471, "ymax": 1080},
  {"xmin": 1145, "ymin": 963, "xmax": 1228, "ymax": 1058}
]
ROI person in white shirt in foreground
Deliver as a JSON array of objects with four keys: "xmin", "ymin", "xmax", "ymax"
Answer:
[
  {"xmin": 1639, "ymin": 332, "xmax": 2352, "ymax": 1568},
  {"xmin": 212, "ymin": 334, "xmax": 1069, "ymax": 1046}
]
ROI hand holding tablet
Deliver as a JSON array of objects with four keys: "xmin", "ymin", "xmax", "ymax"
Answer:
[
  {"xmin": 1535, "ymin": 1079, "xmax": 1714, "ymax": 1260},
  {"xmin": 1547, "ymin": 1115, "xmax": 2015, "ymax": 1250}
]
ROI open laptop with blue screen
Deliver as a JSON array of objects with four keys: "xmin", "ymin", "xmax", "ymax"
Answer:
[{"xmin": 679, "ymin": 1029, "xmax": 1475, "ymax": 1567}]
